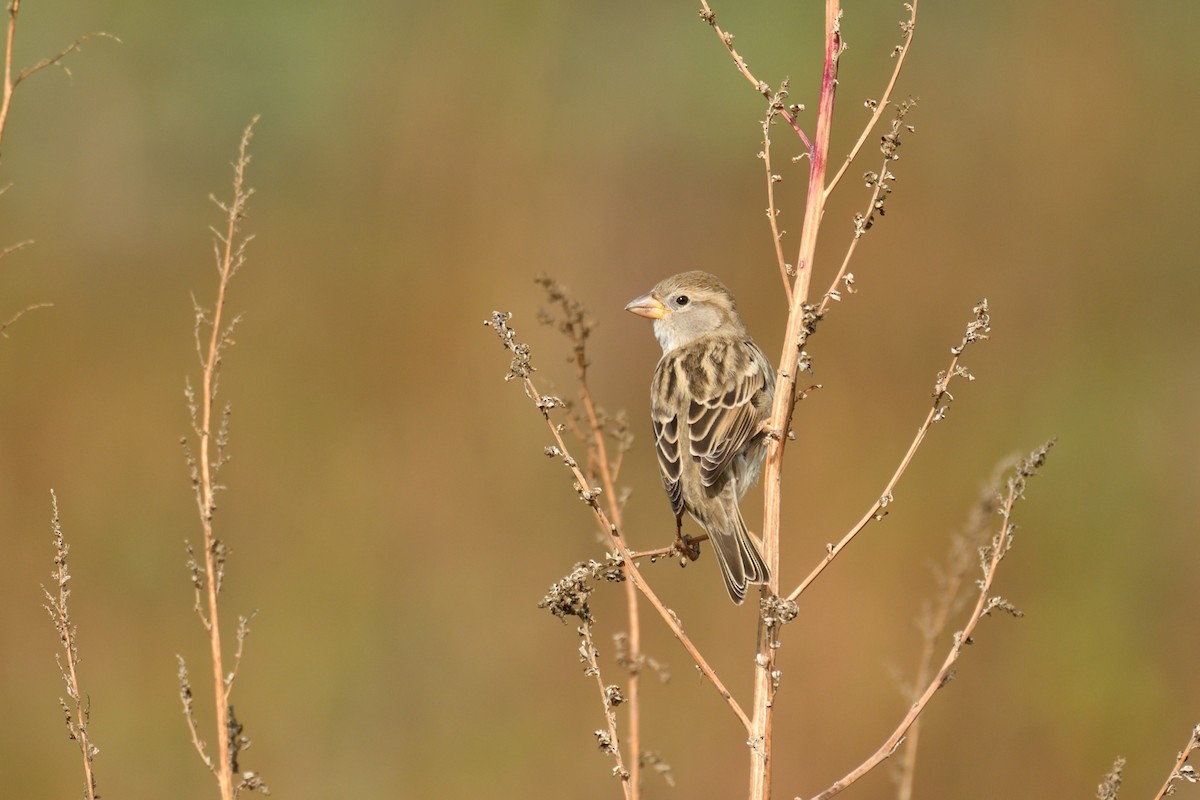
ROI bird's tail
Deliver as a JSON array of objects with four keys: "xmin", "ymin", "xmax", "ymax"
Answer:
[{"xmin": 708, "ymin": 501, "xmax": 770, "ymax": 605}]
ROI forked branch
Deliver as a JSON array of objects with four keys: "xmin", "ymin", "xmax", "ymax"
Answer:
[
  {"xmin": 803, "ymin": 442, "xmax": 1053, "ymax": 800},
  {"xmin": 536, "ymin": 275, "xmax": 645, "ymax": 795},
  {"xmin": 486, "ymin": 311, "xmax": 753, "ymax": 736},
  {"xmin": 787, "ymin": 300, "xmax": 990, "ymax": 603},
  {"xmin": 697, "ymin": 1, "xmax": 812, "ymax": 151},
  {"xmin": 0, "ymin": 0, "xmax": 118, "ymax": 159},
  {"xmin": 180, "ymin": 117, "xmax": 266, "ymax": 800},
  {"xmin": 823, "ymin": 0, "xmax": 918, "ymax": 200}
]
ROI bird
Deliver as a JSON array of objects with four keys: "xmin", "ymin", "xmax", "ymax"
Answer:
[{"xmin": 625, "ymin": 271, "xmax": 775, "ymax": 604}]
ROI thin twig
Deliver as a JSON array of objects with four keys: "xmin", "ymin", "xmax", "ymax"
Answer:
[
  {"xmin": 581, "ymin": 618, "xmax": 633, "ymax": 797},
  {"xmin": 824, "ymin": 0, "xmax": 917, "ymax": 200},
  {"xmin": 548, "ymin": 374, "xmax": 751, "ymax": 734},
  {"xmin": 761, "ymin": 96, "xmax": 795, "ymax": 303},
  {"xmin": 1152, "ymin": 723, "xmax": 1200, "ymax": 800},
  {"xmin": 187, "ymin": 117, "xmax": 262, "ymax": 800},
  {"xmin": 43, "ymin": 491, "xmax": 99, "ymax": 800},
  {"xmin": 0, "ymin": 0, "xmax": 117, "ymax": 160},
  {"xmin": 0, "ymin": 0, "xmax": 22, "ymax": 153},
  {"xmin": 804, "ymin": 442, "xmax": 1053, "ymax": 800},
  {"xmin": 226, "ymin": 613, "xmax": 256, "ymax": 702},
  {"xmin": 697, "ymin": 1, "xmax": 813, "ymax": 151},
  {"xmin": 817, "ymin": 98, "xmax": 916, "ymax": 315},
  {"xmin": 629, "ymin": 533, "xmax": 709, "ymax": 563},
  {"xmin": 894, "ymin": 466, "xmax": 1010, "ymax": 800},
  {"xmin": 0, "ymin": 300, "xmax": 51, "ymax": 337},
  {"xmin": 487, "ymin": 313, "xmax": 753, "ymax": 734},
  {"xmin": 177, "ymin": 655, "xmax": 215, "ymax": 774},
  {"xmin": 542, "ymin": 276, "xmax": 645, "ymax": 797},
  {"xmin": 0, "ymin": 237, "xmax": 32, "ymax": 260},
  {"xmin": 786, "ymin": 299, "xmax": 990, "ymax": 603}
]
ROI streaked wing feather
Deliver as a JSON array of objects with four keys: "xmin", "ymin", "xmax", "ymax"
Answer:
[
  {"xmin": 651, "ymin": 363, "xmax": 686, "ymax": 518},
  {"xmin": 687, "ymin": 343, "xmax": 771, "ymax": 488},
  {"xmin": 697, "ymin": 406, "xmax": 761, "ymax": 486}
]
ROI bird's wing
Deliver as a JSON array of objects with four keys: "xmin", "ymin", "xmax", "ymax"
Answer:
[
  {"xmin": 651, "ymin": 359, "xmax": 686, "ymax": 518},
  {"xmin": 652, "ymin": 338, "xmax": 773, "ymax": 508},
  {"xmin": 684, "ymin": 338, "xmax": 773, "ymax": 488}
]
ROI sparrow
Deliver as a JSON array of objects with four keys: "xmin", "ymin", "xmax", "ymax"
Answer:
[{"xmin": 625, "ymin": 271, "xmax": 774, "ymax": 604}]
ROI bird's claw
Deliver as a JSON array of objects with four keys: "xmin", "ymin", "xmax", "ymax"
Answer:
[{"xmin": 674, "ymin": 533, "xmax": 702, "ymax": 564}]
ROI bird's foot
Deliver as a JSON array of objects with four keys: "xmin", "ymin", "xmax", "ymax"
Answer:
[{"xmin": 674, "ymin": 532, "xmax": 704, "ymax": 564}]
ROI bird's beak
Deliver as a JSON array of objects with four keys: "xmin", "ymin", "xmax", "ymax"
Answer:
[{"xmin": 625, "ymin": 292, "xmax": 668, "ymax": 319}]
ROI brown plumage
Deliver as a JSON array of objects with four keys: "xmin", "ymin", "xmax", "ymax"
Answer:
[{"xmin": 625, "ymin": 271, "xmax": 774, "ymax": 603}]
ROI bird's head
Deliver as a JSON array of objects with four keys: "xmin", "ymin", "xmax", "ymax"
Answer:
[{"xmin": 625, "ymin": 271, "xmax": 744, "ymax": 352}]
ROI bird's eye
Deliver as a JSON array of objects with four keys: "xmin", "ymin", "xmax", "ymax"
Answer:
[{"xmin": 674, "ymin": 295, "xmax": 689, "ymax": 306}]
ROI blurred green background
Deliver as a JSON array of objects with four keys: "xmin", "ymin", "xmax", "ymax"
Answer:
[{"xmin": 2, "ymin": 1, "xmax": 1197, "ymax": 798}]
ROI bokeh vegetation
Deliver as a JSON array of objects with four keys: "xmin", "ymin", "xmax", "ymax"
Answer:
[{"xmin": 2, "ymin": 2, "xmax": 1197, "ymax": 798}]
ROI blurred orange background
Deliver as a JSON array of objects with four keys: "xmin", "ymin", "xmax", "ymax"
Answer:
[{"xmin": 2, "ymin": 2, "xmax": 1197, "ymax": 798}]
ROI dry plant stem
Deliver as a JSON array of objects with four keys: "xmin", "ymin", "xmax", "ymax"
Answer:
[
  {"xmin": 892, "ymin": 612, "xmax": 945, "ymax": 800},
  {"xmin": 0, "ymin": 243, "xmax": 47, "ymax": 337},
  {"xmin": 761, "ymin": 113, "xmax": 794, "ymax": 303},
  {"xmin": 817, "ymin": 118, "xmax": 904, "ymax": 314},
  {"xmin": 178, "ymin": 656, "xmax": 215, "ymax": 773},
  {"xmin": 0, "ymin": 238, "xmax": 33, "ymax": 260},
  {"xmin": 0, "ymin": 0, "xmax": 115, "ymax": 159},
  {"xmin": 699, "ymin": 2, "xmax": 918, "ymax": 795},
  {"xmin": 744, "ymin": 4, "xmax": 841, "ymax": 798},
  {"xmin": 697, "ymin": 0, "xmax": 812, "ymax": 151},
  {"xmin": 44, "ymin": 491, "xmax": 99, "ymax": 800},
  {"xmin": 786, "ymin": 346, "xmax": 968, "ymax": 603},
  {"xmin": 892, "ymin": 479, "xmax": 999, "ymax": 800},
  {"xmin": 803, "ymin": 446, "xmax": 1049, "ymax": 800},
  {"xmin": 823, "ymin": 0, "xmax": 917, "ymax": 201},
  {"xmin": 0, "ymin": 300, "xmax": 51, "ymax": 336},
  {"xmin": 0, "ymin": 0, "xmax": 22, "ymax": 151},
  {"xmin": 614, "ymin": 506, "xmax": 642, "ymax": 789},
  {"xmin": 1152, "ymin": 724, "xmax": 1200, "ymax": 800},
  {"xmin": 581, "ymin": 621, "xmax": 633, "ymax": 800},
  {"xmin": 759, "ymin": 0, "xmax": 842, "ymax": 559},
  {"xmin": 522, "ymin": 369, "xmax": 753, "ymax": 734},
  {"xmin": 630, "ymin": 534, "xmax": 709, "ymax": 562},
  {"xmin": 569, "ymin": 325, "xmax": 643, "ymax": 796},
  {"xmin": 192, "ymin": 119, "xmax": 258, "ymax": 800},
  {"xmin": 892, "ymin": 571, "xmax": 964, "ymax": 800}
]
